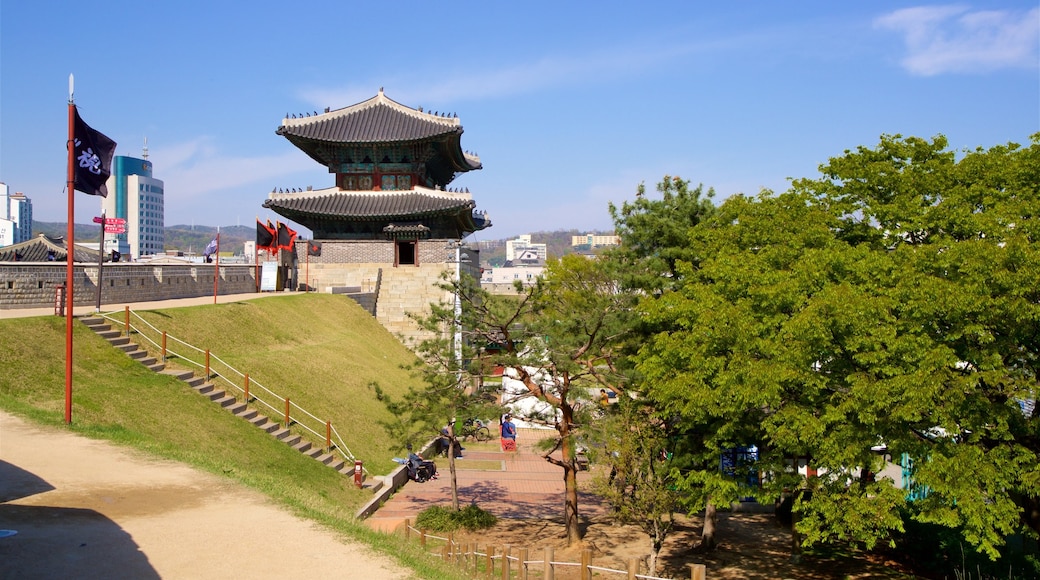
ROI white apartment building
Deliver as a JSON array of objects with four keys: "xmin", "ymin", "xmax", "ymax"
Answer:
[
  {"xmin": 101, "ymin": 155, "xmax": 165, "ymax": 260},
  {"xmin": 0, "ymin": 183, "xmax": 33, "ymax": 247},
  {"xmin": 505, "ymin": 234, "xmax": 546, "ymax": 262}
]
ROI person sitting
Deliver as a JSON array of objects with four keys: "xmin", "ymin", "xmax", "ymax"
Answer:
[
  {"xmin": 405, "ymin": 444, "xmax": 432, "ymax": 481},
  {"xmin": 437, "ymin": 424, "xmax": 464, "ymax": 458}
]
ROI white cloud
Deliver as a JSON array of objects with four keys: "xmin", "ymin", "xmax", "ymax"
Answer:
[
  {"xmin": 294, "ymin": 38, "xmax": 737, "ymax": 109},
  {"xmin": 149, "ymin": 137, "xmax": 318, "ymax": 199},
  {"xmin": 875, "ymin": 5, "xmax": 1040, "ymax": 75}
]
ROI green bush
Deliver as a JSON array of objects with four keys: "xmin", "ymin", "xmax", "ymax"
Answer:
[{"xmin": 415, "ymin": 504, "xmax": 497, "ymax": 532}]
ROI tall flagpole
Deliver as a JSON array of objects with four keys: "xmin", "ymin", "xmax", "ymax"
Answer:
[{"xmin": 65, "ymin": 74, "xmax": 76, "ymax": 425}]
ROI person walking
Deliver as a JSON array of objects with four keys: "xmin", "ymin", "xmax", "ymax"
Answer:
[{"xmin": 500, "ymin": 413, "xmax": 517, "ymax": 451}]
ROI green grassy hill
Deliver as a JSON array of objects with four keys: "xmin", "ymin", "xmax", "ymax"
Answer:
[{"xmin": 0, "ymin": 293, "xmax": 458, "ymax": 579}]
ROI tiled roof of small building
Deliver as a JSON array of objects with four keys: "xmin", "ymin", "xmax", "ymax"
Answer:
[
  {"xmin": 0, "ymin": 234, "xmax": 103, "ymax": 263},
  {"xmin": 263, "ymin": 186, "xmax": 477, "ymax": 221}
]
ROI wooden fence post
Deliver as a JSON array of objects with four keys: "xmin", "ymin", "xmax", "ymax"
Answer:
[
  {"xmin": 403, "ymin": 518, "xmax": 411, "ymax": 540},
  {"xmin": 161, "ymin": 331, "xmax": 167, "ymax": 361},
  {"xmin": 326, "ymin": 421, "xmax": 332, "ymax": 452},
  {"xmin": 690, "ymin": 563, "xmax": 706, "ymax": 580},
  {"xmin": 581, "ymin": 548, "xmax": 592, "ymax": 580},
  {"xmin": 544, "ymin": 546, "xmax": 554, "ymax": 580},
  {"xmin": 244, "ymin": 373, "xmax": 250, "ymax": 401},
  {"xmin": 124, "ymin": 306, "xmax": 130, "ymax": 336},
  {"xmin": 205, "ymin": 349, "xmax": 210, "ymax": 379},
  {"xmin": 420, "ymin": 529, "xmax": 427, "ymax": 549},
  {"xmin": 501, "ymin": 544, "xmax": 510, "ymax": 580},
  {"xmin": 518, "ymin": 547, "xmax": 528, "ymax": 580},
  {"xmin": 485, "ymin": 545, "xmax": 494, "ymax": 578},
  {"xmin": 284, "ymin": 397, "xmax": 290, "ymax": 426},
  {"xmin": 628, "ymin": 558, "xmax": 639, "ymax": 579}
]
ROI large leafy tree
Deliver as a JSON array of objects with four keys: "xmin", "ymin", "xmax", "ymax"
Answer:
[
  {"xmin": 609, "ymin": 176, "xmax": 743, "ymax": 548},
  {"xmin": 635, "ymin": 135, "xmax": 1040, "ymax": 561}
]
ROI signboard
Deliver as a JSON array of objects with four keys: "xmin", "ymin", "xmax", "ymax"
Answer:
[
  {"xmin": 104, "ymin": 224, "xmax": 126, "ymax": 234},
  {"xmin": 94, "ymin": 216, "xmax": 126, "ymax": 226},
  {"xmin": 260, "ymin": 261, "xmax": 278, "ymax": 292}
]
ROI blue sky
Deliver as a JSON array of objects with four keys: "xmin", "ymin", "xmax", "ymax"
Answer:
[{"xmin": 1, "ymin": 1, "xmax": 1037, "ymax": 242}]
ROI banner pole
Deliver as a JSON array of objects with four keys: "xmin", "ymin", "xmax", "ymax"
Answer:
[
  {"xmin": 95, "ymin": 210, "xmax": 106, "ymax": 312},
  {"xmin": 65, "ymin": 76, "xmax": 76, "ymax": 425}
]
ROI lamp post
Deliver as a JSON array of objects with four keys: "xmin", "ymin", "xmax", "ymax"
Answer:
[{"xmin": 446, "ymin": 241, "xmax": 465, "ymax": 379}]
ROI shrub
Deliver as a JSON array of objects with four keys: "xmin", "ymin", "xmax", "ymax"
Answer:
[{"xmin": 415, "ymin": 504, "xmax": 497, "ymax": 532}]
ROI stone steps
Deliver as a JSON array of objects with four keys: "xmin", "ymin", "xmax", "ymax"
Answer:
[{"xmin": 80, "ymin": 316, "xmax": 366, "ymax": 487}]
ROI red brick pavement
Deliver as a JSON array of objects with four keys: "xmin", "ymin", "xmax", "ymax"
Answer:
[{"xmin": 365, "ymin": 428, "xmax": 606, "ymax": 533}]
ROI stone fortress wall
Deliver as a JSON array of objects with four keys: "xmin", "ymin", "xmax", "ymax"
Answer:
[
  {"xmin": 1, "ymin": 239, "xmax": 479, "ymax": 349},
  {"xmin": 0, "ymin": 263, "xmax": 258, "ymax": 311}
]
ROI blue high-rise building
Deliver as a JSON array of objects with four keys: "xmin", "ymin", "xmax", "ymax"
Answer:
[{"xmin": 102, "ymin": 152, "xmax": 164, "ymax": 260}]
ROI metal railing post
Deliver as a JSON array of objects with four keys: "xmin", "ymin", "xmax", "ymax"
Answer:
[
  {"xmin": 124, "ymin": 306, "xmax": 130, "ymax": 336},
  {"xmin": 326, "ymin": 421, "xmax": 332, "ymax": 452},
  {"xmin": 284, "ymin": 397, "xmax": 290, "ymax": 426},
  {"xmin": 162, "ymin": 331, "xmax": 167, "ymax": 361},
  {"xmin": 205, "ymin": 349, "xmax": 210, "ymax": 379}
]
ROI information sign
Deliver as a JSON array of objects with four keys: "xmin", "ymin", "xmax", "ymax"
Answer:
[{"xmin": 260, "ymin": 261, "xmax": 278, "ymax": 292}]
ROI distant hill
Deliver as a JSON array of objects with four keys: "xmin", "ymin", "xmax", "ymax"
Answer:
[{"xmin": 33, "ymin": 222, "xmax": 255, "ymax": 255}]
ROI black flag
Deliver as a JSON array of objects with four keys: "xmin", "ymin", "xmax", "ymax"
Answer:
[
  {"xmin": 307, "ymin": 240, "xmax": 322, "ymax": 256},
  {"xmin": 276, "ymin": 221, "xmax": 297, "ymax": 250},
  {"xmin": 72, "ymin": 107, "xmax": 117, "ymax": 197},
  {"xmin": 256, "ymin": 218, "xmax": 276, "ymax": 250}
]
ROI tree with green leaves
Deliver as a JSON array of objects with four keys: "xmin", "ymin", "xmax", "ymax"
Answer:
[
  {"xmin": 375, "ymin": 266, "xmax": 500, "ymax": 511},
  {"xmin": 633, "ymin": 135, "xmax": 1040, "ymax": 564},
  {"xmin": 609, "ymin": 176, "xmax": 740, "ymax": 549},
  {"xmin": 416, "ymin": 252, "xmax": 637, "ymax": 545},
  {"xmin": 587, "ymin": 398, "xmax": 681, "ymax": 575}
]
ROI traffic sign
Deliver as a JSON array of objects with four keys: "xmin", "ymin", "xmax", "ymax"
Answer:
[
  {"xmin": 104, "ymin": 224, "xmax": 126, "ymax": 234},
  {"xmin": 106, "ymin": 217, "xmax": 126, "ymax": 226}
]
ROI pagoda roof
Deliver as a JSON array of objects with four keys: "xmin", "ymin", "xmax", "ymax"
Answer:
[
  {"xmin": 264, "ymin": 186, "xmax": 491, "ymax": 239},
  {"xmin": 277, "ymin": 90, "xmax": 481, "ymax": 173},
  {"xmin": 0, "ymin": 234, "xmax": 104, "ymax": 263},
  {"xmin": 264, "ymin": 185, "xmax": 482, "ymax": 220}
]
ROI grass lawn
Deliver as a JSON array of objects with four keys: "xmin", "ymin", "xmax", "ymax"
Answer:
[{"xmin": 0, "ymin": 294, "xmax": 466, "ymax": 580}]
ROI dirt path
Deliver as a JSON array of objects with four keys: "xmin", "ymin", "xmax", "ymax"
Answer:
[{"xmin": 0, "ymin": 411, "xmax": 412, "ymax": 579}]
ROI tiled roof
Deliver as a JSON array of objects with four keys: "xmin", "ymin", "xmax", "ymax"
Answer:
[
  {"xmin": 278, "ymin": 89, "xmax": 462, "ymax": 144},
  {"xmin": 263, "ymin": 186, "xmax": 477, "ymax": 221},
  {"xmin": 0, "ymin": 234, "xmax": 103, "ymax": 263}
]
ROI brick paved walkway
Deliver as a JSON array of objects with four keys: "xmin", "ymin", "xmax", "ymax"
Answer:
[{"xmin": 365, "ymin": 428, "xmax": 607, "ymax": 533}]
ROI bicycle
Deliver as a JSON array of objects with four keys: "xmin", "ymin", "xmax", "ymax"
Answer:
[{"xmin": 458, "ymin": 418, "xmax": 492, "ymax": 442}]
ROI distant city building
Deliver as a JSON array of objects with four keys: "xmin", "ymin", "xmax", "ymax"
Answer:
[
  {"xmin": 101, "ymin": 153, "xmax": 165, "ymax": 260},
  {"xmin": 481, "ymin": 264, "xmax": 545, "ymax": 287},
  {"xmin": 0, "ymin": 183, "xmax": 33, "ymax": 247},
  {"xmin": 571, "ymin": 233, "xmax": 619, "ymax": 248},
  {"xmin": 505, "ymin": 234, "xmax": 546, "ymax": 262}
]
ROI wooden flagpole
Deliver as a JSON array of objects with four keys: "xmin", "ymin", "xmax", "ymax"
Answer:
[{"xmin": 65, "ymin": 74, "xmax": 76, "ymax": 424}]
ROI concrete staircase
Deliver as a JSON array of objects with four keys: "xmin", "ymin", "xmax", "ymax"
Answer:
[{"xmin": 79, "ymin": 316, "xmax": 378, "ymax": 490}]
